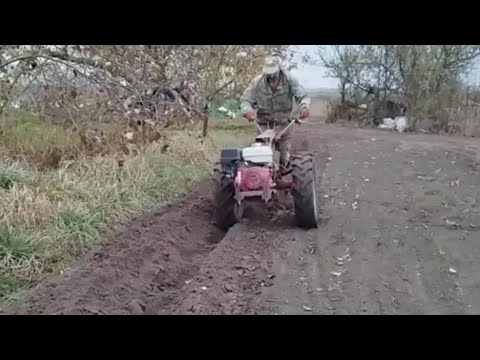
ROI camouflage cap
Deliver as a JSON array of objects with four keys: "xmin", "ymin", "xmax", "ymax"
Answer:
[{"xmin": 262, "ymin": 56, "xmax": 280, "ymax": 75}]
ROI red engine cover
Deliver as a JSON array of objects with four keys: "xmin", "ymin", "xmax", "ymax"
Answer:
[{"xmin": 236, "ymin": 166, "xmax": 272, "ymax": 191}]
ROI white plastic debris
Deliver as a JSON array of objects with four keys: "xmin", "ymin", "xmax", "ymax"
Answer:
[
  {"xmin": 395, "ymin": 116, "xmax": 409, "ymax": 133},
  {"xmin": 218, "ymin": 106, "xmax": 236, "ymax": 119},
  {"xmin": 379, "ymin": 116, "xmax": 409, "ymax": 132},
  {"xmin": 379, "ymin": 117, "xmax": 396, "ymax": 130},
  {"xmin": 448, "ymin": 268, "xmax": 457, "ymax": 274},
  {"xmin": 330, "ymin": 271, "xmax": 343, "ymax": 277}
]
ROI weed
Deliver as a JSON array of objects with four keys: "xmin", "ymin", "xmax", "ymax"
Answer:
[
  {"xmin": 0, "ymin": 168, "xmax": 23, "ymax": 190},
  {"xmin": 0, "ymin": 225, "xmax": 38, "ymax": 281},
  {"xmin": 0, "ymin": 116, "xmax": 253, "ymax": 308},
  {"xmin": 0, "ymin": 274, "xmax": 27, "ymax": 300}
]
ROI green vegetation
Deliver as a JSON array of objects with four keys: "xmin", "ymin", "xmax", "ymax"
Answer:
[{"xmin": 0, "ymin": 115, "xmax": 254, "ymax": 309}]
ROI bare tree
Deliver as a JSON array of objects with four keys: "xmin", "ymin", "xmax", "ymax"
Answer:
[
  {"xmin": 0, "ymin": 45, "xmax": 292, "ymax": 129},
  {"xmin": 315, "ymin": 45, "xmax": 480, "ymax": 131},
  {"xmin": 317, "ymin": 45, "xmax": 363, "ymax": 103}
]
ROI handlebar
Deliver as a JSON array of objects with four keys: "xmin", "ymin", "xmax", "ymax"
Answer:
[{"xmin": 253, "ymin": 118, "xmax": 305, "ymax": 139}]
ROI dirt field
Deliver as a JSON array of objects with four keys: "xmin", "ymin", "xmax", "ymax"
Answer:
[{"xmin": 6, "ymin": 102, "xmax": 480, "ymax": 315}]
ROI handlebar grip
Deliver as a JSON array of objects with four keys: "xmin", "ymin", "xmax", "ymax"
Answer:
[{"xmin": 290, "ymin": 118, "xmax": 304, "ymax": 124}]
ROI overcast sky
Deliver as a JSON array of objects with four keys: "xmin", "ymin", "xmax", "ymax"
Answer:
[{"xmin": 290, "ymin": 45, "xmax": 338, "ymax": 90}]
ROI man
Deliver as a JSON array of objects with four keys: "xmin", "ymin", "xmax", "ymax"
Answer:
[{"xmin": 240, "ymin": 56, "xmax": 311, "ymax": 170}]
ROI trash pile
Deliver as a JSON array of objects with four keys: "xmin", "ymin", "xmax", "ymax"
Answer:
[
  {"xmin": 379, "ymin": 116, "xmax": 409, "ymax": 133},
  {"xmin": 217, "ymin": 106, "xmax": 237, "ymax": 119},
  {"xmin": 210, "ymin": 99, "xmax": 241, "ymax": 119}
]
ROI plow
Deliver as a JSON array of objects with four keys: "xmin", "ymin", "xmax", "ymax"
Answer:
[{"xmin": 213, "ymin": 119, "xmax": 320, "ymax": 230}]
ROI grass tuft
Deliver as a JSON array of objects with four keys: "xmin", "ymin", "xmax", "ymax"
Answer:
[
  {"xmin": 0, "ymin": 274, "xmax": 27, "ymax": 300},
  {"xmin": 0, "ymin": 116, "xmax": 254, "ymax": 308},
  {"xmin": 0, "ymin": 225, "xmax": 35, "ymax": 264},
  {"xmin": 0, "ymin": 167, "xmax": 23, "ymax": 190}
]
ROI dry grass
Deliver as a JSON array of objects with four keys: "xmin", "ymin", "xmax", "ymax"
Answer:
[
  {"xmin": 325, "ymin": 101, "xmax": 369, "ymax": 125},
  {"xmin": 324, "ymin": 96, "xmax": 480, "ymax": 136},
  {"xmin": 420, "ymin": 105, "xmax": 480, "ymax": 137},
  {"xmin": 0, "ymin": 115, "xmax": 254, "ymax": 307}
]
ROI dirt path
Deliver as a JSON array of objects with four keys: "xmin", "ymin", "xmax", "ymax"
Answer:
[{"xmin": 7, "ymin": 117, "xmax": 480, "ymax": 315}]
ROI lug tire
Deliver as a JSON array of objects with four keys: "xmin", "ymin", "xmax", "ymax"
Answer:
[
  {"xmin": 291, "ymin": 154, "xmax": 320, "ymax": 229},
  {"xmin": 213, "ymin": 165, "xmax": 242, "ymax": 231}
]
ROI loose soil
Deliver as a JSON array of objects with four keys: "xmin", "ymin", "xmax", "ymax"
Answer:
[{"xmin": 7, "ymin": 104, "xmax": 480, "ymax": 315}]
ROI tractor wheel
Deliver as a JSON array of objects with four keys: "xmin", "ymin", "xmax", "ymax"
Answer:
[
  {"xmin": 213, "ymin": 165, "xmax": 242, "ymax": 231},
  {"xmin": 291, "ymin": 154, "xmax": 320, "ymax": 229}
]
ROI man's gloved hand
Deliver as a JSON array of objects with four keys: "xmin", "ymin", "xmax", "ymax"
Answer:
[
  {"xmin": 244, "ymin": 110, "xmax": 255, "ymax": 122},
  {"xmin": 299, "ymin": 107, "xmax": 310, "ymax": 120}
]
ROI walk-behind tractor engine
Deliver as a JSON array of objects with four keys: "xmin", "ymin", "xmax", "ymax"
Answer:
[{"xmin": 213, "ymin": 120, "xmax": 320, "ymax": 231}]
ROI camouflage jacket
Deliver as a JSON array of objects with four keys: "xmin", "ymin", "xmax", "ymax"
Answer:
[{"xmin": 240, "ymin": 70, "xmax": 310, "ymax": 124}]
